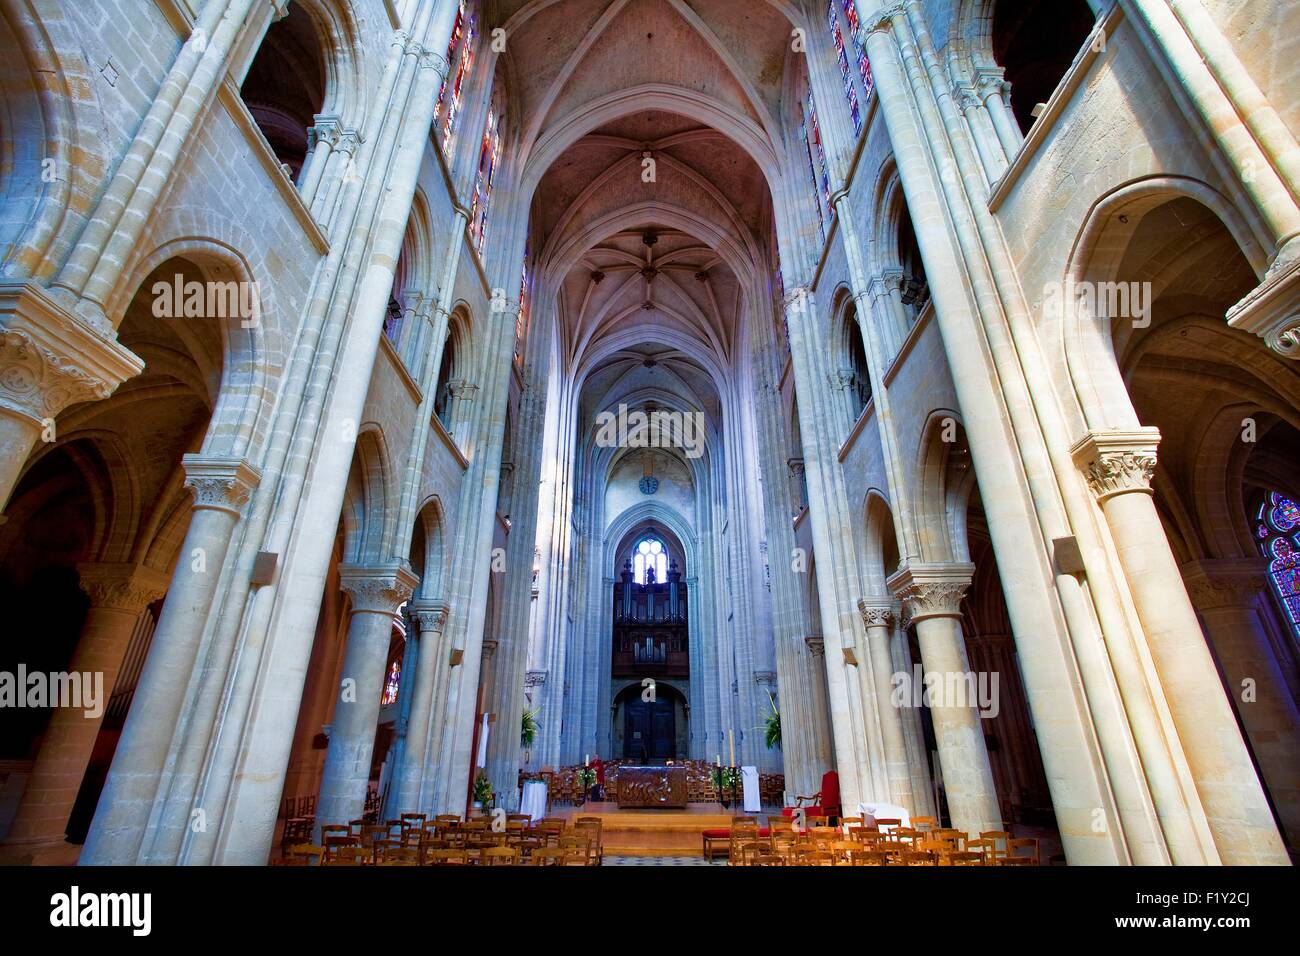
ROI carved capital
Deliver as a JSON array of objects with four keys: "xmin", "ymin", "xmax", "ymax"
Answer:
[
  {"xmin": 753, "ymin": 670, "xmax": 777, "ymax": 687},
  {"xmin": 1181, "ymin": 558, "xmax": 1269, "ymax": 612},
  {"xmin": 181, "ymin": 454, "xmax": 261, "ymax": 516},
  {"xmin": 481, "ymin": 639, "xmax": 498, "ymax": 661},
  {"xmin": 786, "ymin": 457, "xmax": 805, "ymax": 479},
  {"xmin": 338, "ymin": 563, "xmax": 418, "ymax": 616},
  {"xmin": 1226, "ymin": 254, "xmax": 1300, "ymax": 360},
  {"xmin": 77, "ymin": 562, "xmax": 170, "ymax": 612},
  {"xmin": 410, "ymin": 599, "xmax": 450, "ymax": 634},
  {"xmin": 335, "ymin": 128, "xmax": 363, "ymax": 157},
  {"xmin": 857, "ymin": 599, "xmax": 894, "ymax": 630},
  {"xmin": 974, "ymin": 67, "xmax": 1009, "ymax": 101},
  {"xmin": 804, "ymin": 635, "xmax": 824, "ymax": 657},
  {"xmin": 0, "ymin": 282, "xmax": 144, "ymax": 423},
  {"xmin": 524, "ymin": 670, "xmax": 547, "ymax": 688},
  {"xmin": 868, "ymin": 2, "xmax": 906, "ymax": 34},
  {"xmin": 887, "ymin": 563, "xmax": 974, "ymax": 622},
  {"xmin": 1070, "ymin": 427, "xmax": 1161, "ymax": 501},
  {"xmin": 307, "ymin": 114, "xmax": 341, "ymax": 151}
]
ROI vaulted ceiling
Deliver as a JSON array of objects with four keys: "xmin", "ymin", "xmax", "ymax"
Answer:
[{"xmin": 498, "ymin": 0, "xmax": 799, "ymax": 429}]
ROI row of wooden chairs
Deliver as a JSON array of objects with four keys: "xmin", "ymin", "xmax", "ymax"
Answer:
[
  {"xmin": 718, "ymin": 817, "xmax": 1041, "ymax": 866},
  {"xmin": 277, "ymin": 813, "xmax": 605, "ymax": 866}
]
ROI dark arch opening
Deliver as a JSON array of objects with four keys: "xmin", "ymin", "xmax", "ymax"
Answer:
[
  {"xmin": 241, "ymin": 1, "xmax": 326, "ymax": 179},
  {"xmin": 992, "ymin": 0, "xmax": 1095, "ymax": 134}
]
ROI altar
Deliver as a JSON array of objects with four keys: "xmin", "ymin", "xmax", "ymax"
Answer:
[{"xmin": 614, "ymin": 765, "xmax": 688, "ymax": 808}]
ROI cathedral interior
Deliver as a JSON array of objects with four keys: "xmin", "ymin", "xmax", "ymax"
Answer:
[{"xmin": 0, "ymin": 0, "xmax": 1297, "ymax": 881}]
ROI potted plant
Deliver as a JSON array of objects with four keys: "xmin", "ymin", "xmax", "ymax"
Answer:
[
  {"xmin": 521, "ymin": 708, "xmax": 540, "ymax": 748},
  {"xmin": 472, "ymin": 769, "xmax": 494, "ymax": 812},
  {"xmin": 713, "ymin": 766, "xmax": 741, "ymax": 807},
  {"xmin": 763, "ymin": 692, "xmax": 781, "ymax": 750},
  {"xmin": 576, "ymin": 766, "xmax": 596, "ymax": 805}
]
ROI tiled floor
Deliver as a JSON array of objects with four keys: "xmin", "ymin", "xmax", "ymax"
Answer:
[{"xmin": 604, "ymin": 855, "xmax": 723, "ymax": 866}]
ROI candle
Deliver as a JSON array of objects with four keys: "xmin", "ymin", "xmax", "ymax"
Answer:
[
  {"xmin": 715, "ymin": 754, "xmax": 721, "ymax": 766},
  {"xmin": 728, "ymin": 729, "xmax": 735, "ymax": 767},
  {"xmin": 585, "ymin": 754, "xmax": 590, "ymax": 767}
]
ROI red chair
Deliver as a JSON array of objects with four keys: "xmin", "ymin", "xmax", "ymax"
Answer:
[{"xmin": 782, "ymin": 771, "xmax": 841, "ymax": 821}]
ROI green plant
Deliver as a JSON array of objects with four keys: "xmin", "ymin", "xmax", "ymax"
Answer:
[
  {"xmin": 763, "ymin": 691, "xmax": 781, "ymax": 750},
  {"xmin": 472, "ymin": 769, "xmax": 494, "ymax": 807},
  {"xmin": 521, "ymin": 708, "xmax": 540, "ymax": 748},
  {"xmin": 713, "ymin": 766, "xmax": 741, "ymax": 791},
  {"xmin": 576, "ymin": 767, "xmax": 596, "ymax": 790}
]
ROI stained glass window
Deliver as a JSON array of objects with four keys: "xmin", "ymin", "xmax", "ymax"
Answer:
[
  {"xmin": 1256, "ymin": 492, "xmax": 1300, "ymax": 638},
  {"xmin": 382, "ymin": 659, "xmax": 401, "ymax": 707},
  {"xmin": 435, "ymin": 1, "xmax": 477, "ymax": 153},
  {"xmin": 468, "ymin": 104, "xmax": 501, "ymax": 252},
  {"xmin": 515, "ymin": 236, "xmax": 530, "ymax": 365},
  {"xmin": 799, "ymin": 88, "xmax": 832, "ymax": 238},
  {"xmin": 840, "ymin": 0, "xmax": 874, "ymax": 99},
  {"xmin": 633, "ymin": 538, "xmax": 668, "ymax": 586},
  {"xmin": 829, "ymin": 1, "xmax": 862, "ymax": 134}
]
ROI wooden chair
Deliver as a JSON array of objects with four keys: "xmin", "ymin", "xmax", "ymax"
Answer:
[
  {"xmin": 911, "ymin": 816, "xmax": 937, "ymax": 832},
  {"xmin": 377, "ymin": 846, "xmax": 420, "ymax": 866},
  {"xmin": 561, "ymin": 847, "xmax": 590, "ymax": 866},
  {"xmin": 325, "ymin": 845, "xmax": 368, "ymax": 866},
  {"xmin": 965, "ymin": 838, "xmax": 995, "ymax": 863},
  {"xmin": 947, "ymin": 850, "xmax": 986, "ymax": 866},
  {"xmin": 481, "ymin": 846, "xmax": 521, "ymax": 866},
  {"xmin": 427, "ymin": 848, "xmax": 469, "ymax": 866},
  {"xmin": 1008, "ymin": 836, "xmax": 1040, "ymax": 865},
  {"xmin": 529, "ymin": 847, "xmax": 565, "ymax": 866},
  {"xmin": 400, "ymin": 812, "xmax": 427, "ymax": 831},
  {"xmin": 899, "ymin": 849, "xmax": 938, "ymax": 866},
  {"xmin": 979, "ymin": 830, "xmax": 1011, "ymax": 862},
  {"xmin": 851, "ymin": 849, "xmax": 890, "ymax": 866},
  {"xmin": 276, "ymin": 843, "xmax": 324, "ymax": 866},
  {"xmin": 573, "ymin": 817, "xmax": 603, "ymax": 864}
]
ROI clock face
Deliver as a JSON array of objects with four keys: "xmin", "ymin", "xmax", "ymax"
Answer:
[{"xmin": 639, "ymin": 475, "xmax": 659, "ymax": 495}]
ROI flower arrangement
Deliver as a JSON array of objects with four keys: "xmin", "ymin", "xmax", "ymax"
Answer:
[{"xmin": 472, "ymin": 769, "xmax": 495, "ymax": 808}]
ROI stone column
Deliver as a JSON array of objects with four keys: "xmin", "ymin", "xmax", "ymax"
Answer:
[
  {"xmin": 1182, "ymin": 557, "xmax": 1300, "ymax": 846},
  {"xmin": 3, "ymin": 563, "xmax": 168, "ymax": 859},
  {"xmin": 79, "ymin": 455, "xmax": 259, "ymax": 865},
  {"xmin": 803, "ymin": 637, "xmax": 834, "ymax": 773},
  {"xmin": 974, "ymin": 68, "xmax": 1021, "ymax": 161},
  {"xmin": 888, "ymin": 563, "xmax": 1001, "ymax": 836},
  {"xmin": 314, "ymin": 563, "xmax": 416, "ymax": 833},
  {"xmin": 0, "ymin": 285, "xmax": 143, "ymax": 510},
  {"xmin": 396, "ymin": 601, "xmax": 450, "ymax": 815},
  {"xmin": 1071, "ymin": 428, "xmax": 1288, "ymax": 863},
  {"xmin": 858, "ymin": 601, "xmax": 916, "ymax": 812}
]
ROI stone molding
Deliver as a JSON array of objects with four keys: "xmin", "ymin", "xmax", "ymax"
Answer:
[
  {"xmin": 857, "ymin": 599, "xmax": 894, "ymax": 629},
  {"xmin": 77, "ymin": 562, "xmax": 170, "ymax": 612},
  {"xmin": 0, "ymin": 281, "xmax": 144, "ymax": 423},
  {"xmin": 887, "ymin": 563, "xmax": 975, "ymax": 622},
  {"xmin": 1181, "ymin": 558, "xmax": 1269, "ymax": 611},
  {"xmin": 181, "ymin": 454, "xmax": 262, "ymax": 516},
  {"xmin": 410, "ymin": 599, "xmax": 450, "ymax": 634},
  {"xmin": 1226, "ymin": 253, "xmax": 1300, "ymax": 359},
  {"xmin": 338, "ymin": 563, "xmax": 419, "ymax": 616},
  {"xmin": 1070, "ymin": 427, "xmax": 1161, "ymax": 502}
]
